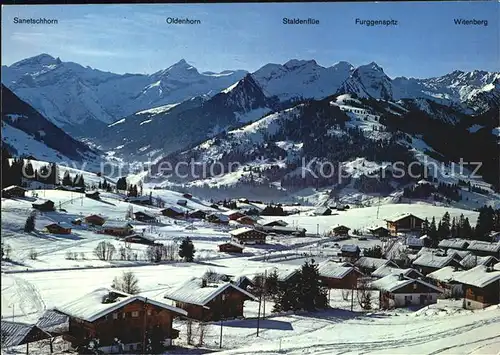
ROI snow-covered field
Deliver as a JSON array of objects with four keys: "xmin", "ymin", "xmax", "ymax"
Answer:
[{"xmin": 2, "ymin": 187, "xmax": 499, "ymax": 355}]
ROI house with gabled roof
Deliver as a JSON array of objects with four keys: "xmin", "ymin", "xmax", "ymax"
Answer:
[
  {"xmin": 45, "ymin": 223, "xmax": 72, "ymax": 235},
  {"xmin": 426, "ymin": 266, "xmax": 464, "ymax": 299},
  {"xmin": 32, "ymin": 199, "xmax": 55, "ymax": 212},
  {"xmin": 102, "ymin": 220, "xmax": 133, "ymax": 236},
  {"xmin": 161, "ymin": 206, "xmax": 185, "ymax": 218},
  {"xmin": 317, "ymin": 261, "xmax": 362, "ymax": 289},
  {"xmin": 372, "ymin": 274, "xmax": 443, "ymax": 309},
  {"xmin": 262, "ymin": 220, "xmax": 288, "ymax": 227},
  {"xmin": 51, "ymin": 288, "xmax": 187, "ymax": 353},
  {"xmin": 133, "ymin": 211, "xmax": 157, "ymax": 223},
  {"xmin": 331, "ymin": 224, "xmax": 350, "ymax": 237},
  {"xmin": 385, "ymin": 213, "xmax": 424, "ymax": 236},
  {"xmin": 453, "ymin": 265, "xmax": 500, "ymax": 309},
  {"xmin": 466, "ymin": 240, "xmax": 500, "ymax": 258},
  {"xmin": 354, "ymin": 257, "xmax": 398, "ymax": 274},
  {"xmin": 163, "ymin": 278, "xmax": 257, "ymax": 321},
  {"xmin": 412, "ymin": 253, "xmax": 463, "ymax": 275},
  {"xmin": 340, "ymin": 244, "xmax": 361, "ymax": 259},
  {"xmin": 1, "ymin": 320, "xmax": 52, "ymax": 353},
  {"xmin": 2, "ymin": 185, "xmax": 27, "ymax": 198},
  {"xmin": 369, "ymin": 226, "xmax": 390, "ymax": 238},
  {"xmin": 438, "ymin": 238, "xmax": 470, "ymax": 251},
  {"xmin": 460, "ymin": 254, "xmax": 498, "ymax": 270},
  {"xmin": 218, "ymin": 241, "xmax": 244, "ymax": 254},
  {"xmin": 372, "ymin": 265, "xmax": 422, "ymax": 280},
  {"xmin": 230, "ymin": 227, "xmax": 267, "ymax": 245},
  {"xmin": 85, "ymin": 214, "xmax": 106, "ymax": 226}
]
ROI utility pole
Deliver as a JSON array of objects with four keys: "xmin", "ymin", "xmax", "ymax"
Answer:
[
  {"xmin": 143, "ymin": 298, "xmax": 148, "ymax": 353},
  {"xmin": 350, "ymin": 284, "xmax": 354, "ymax": 312},
  {"xmin": 263, "ymin": 269, "xmax": 267, "ymax": 319},
  {"xmin": 219, "ymin": 294, "xmax": 226, "ymax": 348},
  {"xmin": 256, "ymin": 287, "xmax": 262, "ymax": 337}
]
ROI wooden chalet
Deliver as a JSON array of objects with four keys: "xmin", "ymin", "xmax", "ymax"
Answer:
[
  {"xmin": 372, "ymin": 265, "xmax": 422, "ymax": 280},
  {"xmin": 84, "ymin": 214, "xmax": 106, "ymax": 226},
  {"xmin": 124, "ymin": 234, "xmax": 157, "ymax": 246},
  {"xmin": 274, "ymin": 268, "xmax": 301, "ymax": 285},
  {"xmin": 102, "ymin": 221, "xmax": 133, "ymax": 236},
  {"xmin": 354, "ymin": 257, "xmax": 399, "ymax": 274},
  {"xmin": 164, "ymin": 278, "xmax": 257, "ymax": 321},
  {"xmin": 52, "ymin": 288, "xmax": 187, "ymax": 353},
  {"xmin": 177, "ymin": 199, "xmax": 188, "ymax": 207},
  {"xmin": 438, "ymin": 238, "xmax": 470, "ymax": 251},
  {"xmin": 230, "ymin": 227, "xmax": 267, "ymax": 245},
  {"xmin": 314, "ymin": 207, "xmax": 332, "ymax": 216},
  {"xmin": 372, "ymin": 274, "xmax": 443, "ymax": 309},
  {"xmin": 133, "ymin": 211, "xmax": 157, "ymax": 223},
  {"xmin": 218, "ymin": 241, "xmax": 244, "ymax": 254},
  {"xmin": 85, "ymin": 191, "xmax": 100, "ymax": 200},
  {"xmin": 125, "ymin": 195, "xmax": 153, "ymax": 206},
  {"xmin": 45, "ymin": 223, "xmax": 72, "ymax": 235},
  {"xmin": 262, "ymin": 220, "xmax": 288, "ymax": 227},
  {"xmin": 331, "ymin": 225, "xmax": 350, "ymax": 237},
  {"xmin": 427, "ymin": 266, "xmax": 464, "ymax": 299},
  {"xmin": 1, "ymin": 320, "xmax": 52, "ymax": 353},
  {"xmin": 71, "ymin": 218, "xmax": 82, "ymax": 226},
  {"xmin": 385, "ymin": 213, "xmax": 424, "ymax": 236},
  {"xmin": 369, "ymin": 226, "xmax": 390, "ymax": 238},
  {"xmin": 411, "ymin": 253, "xmax": 462, "ymax": 275},
  {"xmin": 318, "ymin": 261, "xmax": 361, "ymax": 289},
  {"xmin": 32, "ymin": 199, "xmax": 55, "ymax": 212},
  {"xmin": 260, "ymin": 225, "xmax": 307, "ymax": 237},
  {"xmin": 161, "ymin": 207, "xmax": 184, "ymax": 218},
  {"xmin": 340, "ymin": 244, "xmax": 361, "ymax": 259},
  {"xmin": 188, "ymin": 210, "xmax": 207, "ymax": 219},
  {"xmin": 206, "ymin": 213, "xmax": 230, "ymax": 224},
  {"xmin": 466, "ymin": 241, "xmax": 500, "ymax": 258},
  {"xmin": 231, "ymin": 276, "xmax": 255, "ymax": 291},
  {"xmin": 236, "ymin": 216, "xmax": 256, "ymax": 225},
  {"xmin": 460, "ymin": 254, "xmax": 499, "ymax": 270},
  {"xmin": 224, "ymin": 210, "xmax": 246, "ymax": 221},
  {"xmin": 2, "ymin": 185, "xmax": 27, "ymax": 198},
  {"xmin": 453, "ymin": 265, "xmax": 500, "ymax": 309}
]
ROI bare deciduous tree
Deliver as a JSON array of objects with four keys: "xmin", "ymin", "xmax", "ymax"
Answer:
[
  {"xmin": 356, "ymin": 277, "xmax": 373, "ymax": 310},
  {"xmin": 111, "ymin": 271, "xmax": 140, "ymax": 294},
  {"xmin": 94, "ymin": 241, "xmax": 116, "ymax": 261},
  {"xmin": 197, "ymin": 322, "xmax": 208, "ymax": 347},
  {"xmin": 186, "ymin": 319, "xmax": 193, "ymax": 345}
]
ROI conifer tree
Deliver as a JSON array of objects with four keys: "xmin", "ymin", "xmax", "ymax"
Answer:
[{"xmin": 179, "ymin": 237, "xmax": 195, "ymax": 262}]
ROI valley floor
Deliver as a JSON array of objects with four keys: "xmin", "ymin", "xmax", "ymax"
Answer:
[{"xmin": 1, "ymin": 189, "xmax": 498, "ymax": 354}]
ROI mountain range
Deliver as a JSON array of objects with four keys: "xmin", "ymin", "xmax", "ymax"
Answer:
[{"xmin": 1, "ymin": 54, "xmax": 499, "ymax": 196}]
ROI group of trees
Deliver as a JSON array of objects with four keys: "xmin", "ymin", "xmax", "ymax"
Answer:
[
  {"xmin": 97, "ymin": 179, "xmax": 113, "ymax": 192},
  {"xmin": 421, "ymin": 206, "xmax": 500, "ymax": 246},
  {"xmin": 403, "ymin": 182, "xmax": 461, "ymax": 202},
  {"xmin": 255, "ymin": 260, "xmax": 329, "ymax": 313},
  {"xmin": 61, "ymin": 171, "xmax": 85, "ymax": 188},
  {"xmin": 145, "ymin": 242, "xmax": 178, "ymax": 263},
  {"xmin": 1, "ymin": 151, "xmax": 58, "ymax": 187}
]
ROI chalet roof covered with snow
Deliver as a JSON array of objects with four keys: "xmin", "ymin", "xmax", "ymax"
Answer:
[
  {"xmin": 314, "ymin": 207, "xmax": 331, "ymax": 215},
  {"xmin": 341, "ymin": 244, "xmax": 360, "ymax": 253},
  {"xmin": 372, "ymin": 274, "xmax": 443, "ymax": 293},
  {"xmin": 55, "ymin": 287, "xmax": 187, "ymax": 322},
  {"xmin": 332, "ymin": 224, "xmax": 350, "ymax": 231},
  {"xmin": 452, "ymin": 265, "xmax": 500, "ymax": 288},
  {"xmin": 406, "ymin": 236, "xmax": 424, "ymax": 247},
  {"xmin": 438, "ymin": 239, "xmax": 470, "ymax": 250},
  {"xmin": 2, "ymin": 185, "xmax": 27, "ymax": 192},
  {"xmin": 318, "ymin": 262, "xmax": 357, "ymax": 279},
  {"xmin": 219, "ymin": 240, "xmax": 245, "ymax": 249},
  {"xmin": 447, "ymin": 250, "xmax": 471, "ymax": 260},
  {"xmin": 230, "ymin": 227, "xmax": 265, "ymax": 236},
  {"xmin": 495, "ymin": 262, "xmax": 500, "ymax": 271},
  {"xmin": 134, "ymin": 211, "xmax": 156, "ymax": 218},
  {"xmin": 262, "ymin": 220, "xmax": 288, "ymax": 227},
  {"xmin": 207, "ymin": 213, "xmax": 230, "ymax": 221},
  {"xmin": 460, "ymin": 254, "xmax": 498, "ymax": 269},
  {"xmin": 385, "ymin": 213, "xmax": 423, "ymax": 223},
  {"xmin": 0, "ymin": 321, "xmax": 51, "ymax": 347},
  {"xmin": 355, "ymin": 257, "xmax": 396, "ymax": 269},
  {"xmin": 101, "ymin": 220, "xmax": 132, "ymax": 229},
  {"xmin": 163, "ymin": 206, "xmax": 185, "ymax": 214},
  {"xmin": 412, "ymin": 254, "xmax": 459, "ymax": 269},
  {"xmin": 36, "ymin": 310, "xmax": 69, "ymax": 333},
  {"xmin": 164, "ymin": 278, "xmax": 257, "ymax": 306},
  {"xmin": 466, "ymin": 241, "xmax": 500, "ymax": 253},
  {"xmin": 32, "ymin": 199, "xmax": 53, "ymax": 205},
  {"xmin": 372, "ymin": 265, "xmax": 422, "ymax": 279},
  {"xmin": 427, "ymin": 266, "xmax": 462, "ymax": 284}
]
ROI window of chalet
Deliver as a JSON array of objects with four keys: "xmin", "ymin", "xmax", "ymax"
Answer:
[
  {"xmin": 113, "ymin": 313, "xmax": 119, "ymax": 320},
  {"xmin": 132, "ymin": 311, "xmax": 139, "ymax": 317},
  {"xmin": 147, "ymin": 309, "xmax": 152, "ymax": 316}
]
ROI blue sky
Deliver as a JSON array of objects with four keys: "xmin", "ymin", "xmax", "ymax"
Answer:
[{"xmin": 2, "ymin": 2, "xmax": 498, "ymax": 78}]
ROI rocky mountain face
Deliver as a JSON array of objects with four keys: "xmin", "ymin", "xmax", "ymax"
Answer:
[
  {"xmin": 1, "ymin": 85, "xmax": 100, "ymax": 164},
  {"xmin": 2, "ymin": 54, "xmax": 248, "ymax": 133}
]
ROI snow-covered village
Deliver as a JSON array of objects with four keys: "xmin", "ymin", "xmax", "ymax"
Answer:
[{"xmin": 1, "ymin": 2, "xmax": 500, "ymax": 355}]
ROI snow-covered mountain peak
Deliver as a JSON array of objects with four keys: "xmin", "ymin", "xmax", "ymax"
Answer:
[
  {"xmin": 9, "ymin": 53, "xmax": 59, "ymax": 68},
  {"xmin": 331, "ymin": 61, "xmax": 355, "ymax": 72},
  {"xmin": 338, "ymin": 62, "xmax": 393, "ymax": 100},
  {"xmin": 283, "ymin": 59, "xmax": 318, "ymax": 69}
]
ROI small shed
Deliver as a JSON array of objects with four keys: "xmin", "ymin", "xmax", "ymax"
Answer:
[
  {"xmin": 314, "ymin": 207, "xmax": 332, "ymax": 216},
  {"xmin": 124, "ymin": 234, "xmax": 157, "ymax": 246},
  {"xmin": 218, "ymin": 241, "xmax": 244, "ymax": 254},
  {"xmin": 85, "ymin": 191, "xmax": 100, "ymax": 200},
  {"xmin": 341, "ymin": 244, "xmax": 361, "ymax": 259},
  {"xmin": 161, "ymin": 207, "xmax": 185, "ymax": 218},
  {"xmin": 32, "ymin": 199, "xmax": 55, "ymax": 212},
  {"xmin": 84, "ymin": 214, "xmax": 106, "ymax": 226},
  {"xmin": 133, "ymin": 211, "xmax": 157, "ymax": 223},
  {"xmin": 101, "ymin": 221, "xmax": 133, "ymax": 236},
  {"xmin": 1, "ymin": 321, "xmax": 52, "ymax": 352},
  {"xmin": 182, "ymin": 193, "xmax": 193, "ymax": 199},
  {"xmin": 177, "ymin": 199, "xmax": 188, "ymax": 207},
  {"xmin": 188, "ymin": 210, "xmax": 207, "ymax": 219},
  {"xmin": 2, "ymin": 185, "xmax": 27, "ymax": 198},
  {"xmin": 45, "ymin": 223, "xmax": 72, "ymax": 235},
  {"xmin": 331, "ymin": 225, "xmax": 351, "ymax": 237}
]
